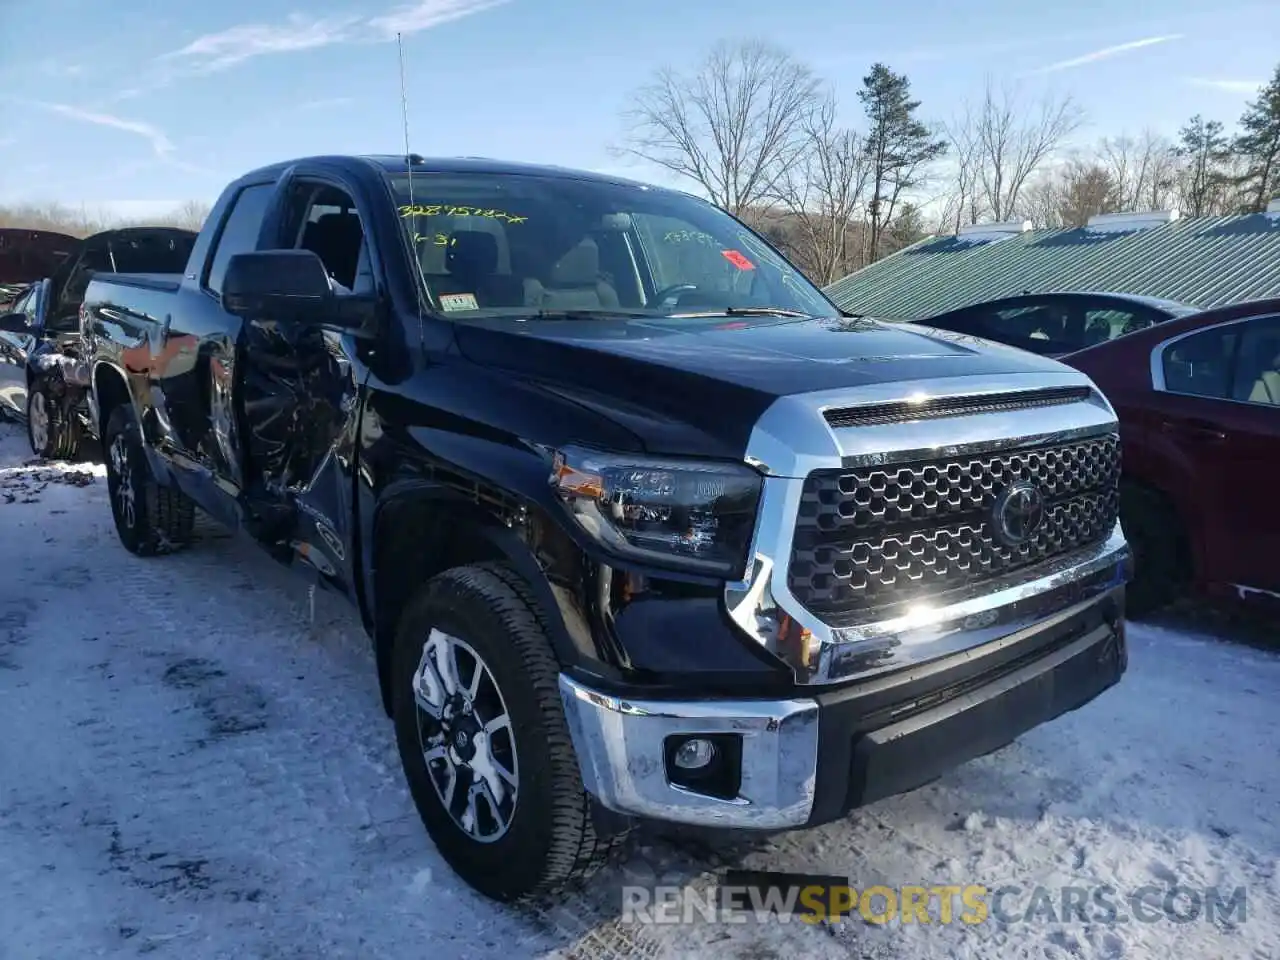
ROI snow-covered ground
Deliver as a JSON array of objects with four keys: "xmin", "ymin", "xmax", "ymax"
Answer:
[{"xmin": 0, "ymin": 417, "xmax": 1277, "ymax": 960}]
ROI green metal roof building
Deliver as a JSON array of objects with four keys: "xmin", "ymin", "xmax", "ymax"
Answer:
[{"xmin": 822, "ymin": 206, "xmax": 1280, "ymax": 321}]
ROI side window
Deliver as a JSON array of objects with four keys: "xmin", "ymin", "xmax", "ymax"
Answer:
[
  {"xmin": 1160, "ymin": 326, "xmax": 1240, "ymax": 399},
  {"xmin": 205, "ymin": 183, "xmax": 274, "ymax": 294},
  {"xmin": 1084, "ymin": 307, "xmax": 1153, "ymax": 346},
  {"xmin": 285, "ymin": 183, "xmax": 371, "ymax": 294},
  {"xmin": 6, "ymin": 289, "xmax": 33, "ymax": 326},
  {"xmin": 1231, "ymin": 315, "xmax": 1280, "ymax": 406}
]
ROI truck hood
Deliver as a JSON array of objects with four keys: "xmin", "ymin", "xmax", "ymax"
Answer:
[{"xmin": 452, "ymin": 314, "xmax": 1075, "ymax": 459}]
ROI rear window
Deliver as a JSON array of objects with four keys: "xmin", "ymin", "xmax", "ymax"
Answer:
[{"xmin": 104, "ymin": 234, "xmax": 196, "ymax": 274}]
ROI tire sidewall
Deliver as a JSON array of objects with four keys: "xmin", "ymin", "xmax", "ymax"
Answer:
[{"xmin": 391, "ymin": 572, "xmax": 566, "ymax": 898}]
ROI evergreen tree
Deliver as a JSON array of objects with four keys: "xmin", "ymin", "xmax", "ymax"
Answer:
[
  {"xmin": 1234, "ymin": 65, "xmax": 1280, "ymax": 212},
  {"xmin": 859, "ymin": 64, "xmax": 947, "ymax": 263},
  {"xmin": 1176, "ymin": 115, "xmax": 1232, "ymax": 216}
]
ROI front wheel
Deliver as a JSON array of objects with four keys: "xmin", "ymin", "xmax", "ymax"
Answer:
[
  {"xmin": 391, "ymin": 563, "xmax": 627, "ymax": 902},
  {"xmin": 27, "ymin": 380, "xmax": 82, "ymax": 460},
  {"xmin": 103, "ymin": 404, "xmax": 196, "ymax": 556}
]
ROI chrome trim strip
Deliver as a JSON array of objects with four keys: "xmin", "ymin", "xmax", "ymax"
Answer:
[
  {"xmin": 558, "ymin": 675, "xmax": 819, "ymax": 828},
  {"xmin": 730, "ymin": 369, "xmax": 1129, "ymax": 685}
]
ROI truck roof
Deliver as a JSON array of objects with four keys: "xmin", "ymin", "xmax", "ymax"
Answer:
[{"xmin": 239, "ymin": 154, "xmax": 672, "ymax": 192}]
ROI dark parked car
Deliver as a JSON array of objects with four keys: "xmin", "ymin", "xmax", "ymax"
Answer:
[
  {"xmin": 1065, "ymin": 298, "xmax": 1280, "ymax": 614},
  {"xmin": 0, "ymin": 226, "xmax": 197, "ymax": 458},
  {"xmin": 82, "ymin": 153, "xmax": 1130, "ymax": 902},
  {"xmin": 917, "ymin": 292, "xmax": 1199, "ymax": 358},
  {"xmin": 0, "ymin": 227, "xmax": 78, "ymax": 304}
]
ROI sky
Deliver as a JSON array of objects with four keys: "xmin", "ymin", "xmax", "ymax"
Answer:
[{"xmin": 0, "ymin": 0, "xmax": 1276, "ymax": 220}]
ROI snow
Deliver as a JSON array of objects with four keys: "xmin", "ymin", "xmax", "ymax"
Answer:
[{"xmin": 0, "ymin": 418, "xmax": 1277, "ymax": 960}]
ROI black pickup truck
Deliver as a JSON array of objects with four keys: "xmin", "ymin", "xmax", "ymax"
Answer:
[
  {"xmin": 82, "ymin": 154, "xmax": 1132, "ymax": 902},
  {"xmin": 0, "ymin": 227, "xmax": 196, "ymax": 458}
]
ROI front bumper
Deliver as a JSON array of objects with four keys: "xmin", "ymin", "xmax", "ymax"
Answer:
[{"xmin": 560, "ymin": 582, "xmax": 1127, "ymax": 829}]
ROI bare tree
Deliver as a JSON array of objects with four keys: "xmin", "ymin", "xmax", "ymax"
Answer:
[
  {"xmin": 971, "ymin": 77, "xmax": 1083, "ymax": 221},
  {"xmin": 1055, "ymin": 157, "xmax": 1122, "ymax": 227},
  {"xmin": 618, "ymin": 41, "xmax": 822, "ymax": 217},
  {"xmin": 158, "ymin": 200, "xmax": 212, "ymax": 232},
  {"xmin": 1098, "ymin": 130, "xmax": 1180, "ymax": 211},
  {"xmin": 772, "ymin": 97, "xmax": 871, "ymax": 284},
  {"xmin": 1018, "ymin": 172, "xmax": 1065, "ymax": 229},
  {"xmin": 0, "ymin": 200, "xmax": 212, "ymax": 236},
  {"xmin": 939, "ymin": 102, "xmax": 987, "ymax": 232}
]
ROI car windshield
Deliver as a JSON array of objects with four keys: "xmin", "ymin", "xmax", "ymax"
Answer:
[{"xmin": 386, "ymin": 172, "xmax": 837, "ymax": 320}]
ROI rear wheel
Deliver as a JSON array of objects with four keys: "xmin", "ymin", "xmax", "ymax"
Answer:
[
  {"xmin": 27, "ymin": 380, "xmax": 83, "ymax": 460},
  {"xmin": 1120, "ymin": 480, "xmax": 1189, "ymax": 617},
  {"xmin": 391, "ymin": 563, "xmax": 627, "ymax": 902},
  {"xmin": 103, "ymin": 404, "xmax": 196, "ymax": 556}
]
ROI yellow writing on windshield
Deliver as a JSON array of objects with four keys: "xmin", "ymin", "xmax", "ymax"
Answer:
[
  {"xmin": 663, "ymin": 229, "xmax": 718, "ymax": 246},
  {"xmin": 413, "ymin": 233, "xmax": 452, "ymax": 246},
  {"xmin": 399, "ymin": 204, "xmax": 528, "ymax": 225}
]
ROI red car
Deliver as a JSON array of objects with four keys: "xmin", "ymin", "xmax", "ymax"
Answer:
[{"xmin": 1065, "ymin": 298, "xmax": 1280, "ymax": 615}]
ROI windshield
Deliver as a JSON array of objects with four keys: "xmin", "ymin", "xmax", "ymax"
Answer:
[{"xmin": 386, "ymin": 172, "xmax": 837, "ymax": 320}]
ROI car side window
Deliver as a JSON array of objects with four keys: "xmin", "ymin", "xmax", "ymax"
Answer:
[
  {"xmin": 282, "ymin": 183, "xmax": 373, "ymax": 295},
  {"xmin": 205, "ymin": 183, "xmax": 274, "ymax": 295},
  {"xmin": 1083, "ymin": 307, "xmax": 1153, "ymax": 347},
  {"xmin": 1160, "ymin": 326, "xmax": 1240, "ymax": 399},
  {"xmin": 1231, "ymin": 314, "xmax": 1280, "ymax": 406}
]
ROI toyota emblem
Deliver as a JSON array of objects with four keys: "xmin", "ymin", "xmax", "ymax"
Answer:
[{"xmin": 992, "ymin": 481, "xmax": 1046, "ymax": 546}]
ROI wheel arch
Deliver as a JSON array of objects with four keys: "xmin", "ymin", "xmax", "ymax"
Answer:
[{"xmin": 369, "ymin": 487, "xmax": 582, "ymax": 717}]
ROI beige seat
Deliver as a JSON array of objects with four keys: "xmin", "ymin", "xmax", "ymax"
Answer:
[{"xmin": 1249, "ymin": 369, "xmax": 1280, "ymax": 405}]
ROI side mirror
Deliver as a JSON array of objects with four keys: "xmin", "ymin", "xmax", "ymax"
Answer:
[
  {"xmin": 0, "ymin": 311, "xmax": 30, "ymax": 334},
  {"xmin": 222, "ymin": 249, "xmax": 335, "ymax": 323}
]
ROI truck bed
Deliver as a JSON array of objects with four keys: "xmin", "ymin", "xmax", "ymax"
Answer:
[{"xmin": 88, "ymin": 271, "xmax": 183, "ymax": 294}]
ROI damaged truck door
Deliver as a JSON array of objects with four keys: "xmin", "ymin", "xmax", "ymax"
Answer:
[{"xmin": 225, "ymin": 174, "xmax": 379, "ymax": 591}]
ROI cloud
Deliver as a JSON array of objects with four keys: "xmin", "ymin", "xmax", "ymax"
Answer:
[
  {"xmin": 1186, "ymin": 77, "xmax": 1264, "ymax": 94},
  {"xmin": 27, "ymin": 101, "xmax": 213, "ymax": 176},
  {"xmin": 41, "ymin": 102, "xmax": 175, "ymax": 157},
  {"xmin": 366, "ymin": 0, "xmax": 510, "ymax": 40},
  {"xmin": 1032, "ymin": 34, "xmax": 1182, "ymax": 74},
  {"xmin": 158, "ymin": 13, "xmax": 361, "ymax": 73},
  {"xmin": 157, "ymin": 0, "xmax": 511, "ymax": 75}
]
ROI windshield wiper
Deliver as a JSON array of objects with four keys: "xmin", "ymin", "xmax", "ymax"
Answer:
[
  {"xmin": 668, "ymin": 306, "xmax": 812, "ymax": 318},
  {"xmin": 532, "ymin": 309, "xmax": 656, "ymax": 320}
]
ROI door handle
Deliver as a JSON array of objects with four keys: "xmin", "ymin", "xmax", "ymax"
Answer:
[{"xmin": 1172, "ymin": 418, "xmax": 1227, "ymax": 442}]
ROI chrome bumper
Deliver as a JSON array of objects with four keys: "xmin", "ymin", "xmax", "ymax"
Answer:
[{"xmin": 558, "ymin": 676, "xmax": 819, "ymax": 828}]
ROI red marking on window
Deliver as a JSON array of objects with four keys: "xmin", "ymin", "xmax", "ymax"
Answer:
[
  {"xmin": 721, "ymin": 249, "xmax": 755, "ymax": 271},
  {"xmin": 717, "ymin": 321, "xmax": 750, "ymax": 330}
]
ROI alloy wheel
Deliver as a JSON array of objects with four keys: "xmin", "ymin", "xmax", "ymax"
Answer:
[
  {"xmin": 109, "ymin": 433, "xmax": 136, "ymax": 529},
  {"xmin": 412, "ymin": 628, "xmax": 519, "ymax": 843}
]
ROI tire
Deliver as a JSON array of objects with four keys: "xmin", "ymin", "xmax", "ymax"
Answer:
[
  {"xmin": 27, "ymin": 380, "xmax": 83, "ymax": 461},
  {"xmin": 103, "ymin": 404, "xmax": 196, "ymax": 556},
  {"xmin": 391, "ymin": 563, "xmax": 628, "ymax": 902},
  {"xmin": 1120, "ymin": 480, "xmax": 1189, "ymax": 617}
]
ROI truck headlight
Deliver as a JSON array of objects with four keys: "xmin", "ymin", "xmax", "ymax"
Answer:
[{"xmin": 551, "ymin": 445, "xmax": 763, "ymax": 578}]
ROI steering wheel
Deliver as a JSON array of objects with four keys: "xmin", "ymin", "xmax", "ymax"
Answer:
[{"xmin": 651, "ymin": 284, "xmax": 699, "ymax": 308}]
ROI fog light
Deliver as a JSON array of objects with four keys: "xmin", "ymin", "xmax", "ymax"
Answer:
[{"xmin": 673, "ymin": 737, "xmax": 717, "ymax": 770}]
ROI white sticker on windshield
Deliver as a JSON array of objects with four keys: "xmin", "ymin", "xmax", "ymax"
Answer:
[{"xmin": 439, "ymin": 293, "xmax": 479, "ymax": 312}]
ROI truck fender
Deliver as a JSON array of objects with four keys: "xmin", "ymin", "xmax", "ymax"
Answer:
[{"xmin": 367, "ymin": 485, "xmax": 589, "ymax": 717}]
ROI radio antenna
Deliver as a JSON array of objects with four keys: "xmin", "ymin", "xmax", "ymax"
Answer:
[
  {"xmin": 397, "ymin": 31, "xmax": 415, "ymax": 208},
  {"xmin": 396, "ymin": 30, "xmax": 428, "ymax": 332}
]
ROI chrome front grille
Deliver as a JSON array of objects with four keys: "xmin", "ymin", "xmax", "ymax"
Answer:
[{"xmin": 787, "ymin": 433, "xmax": 1122, "ymax": 623}]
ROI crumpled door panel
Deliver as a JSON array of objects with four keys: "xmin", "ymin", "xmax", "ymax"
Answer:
[{"xmin": 240, "ymin": 321, "xmax": 345, "ymax": 497}]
